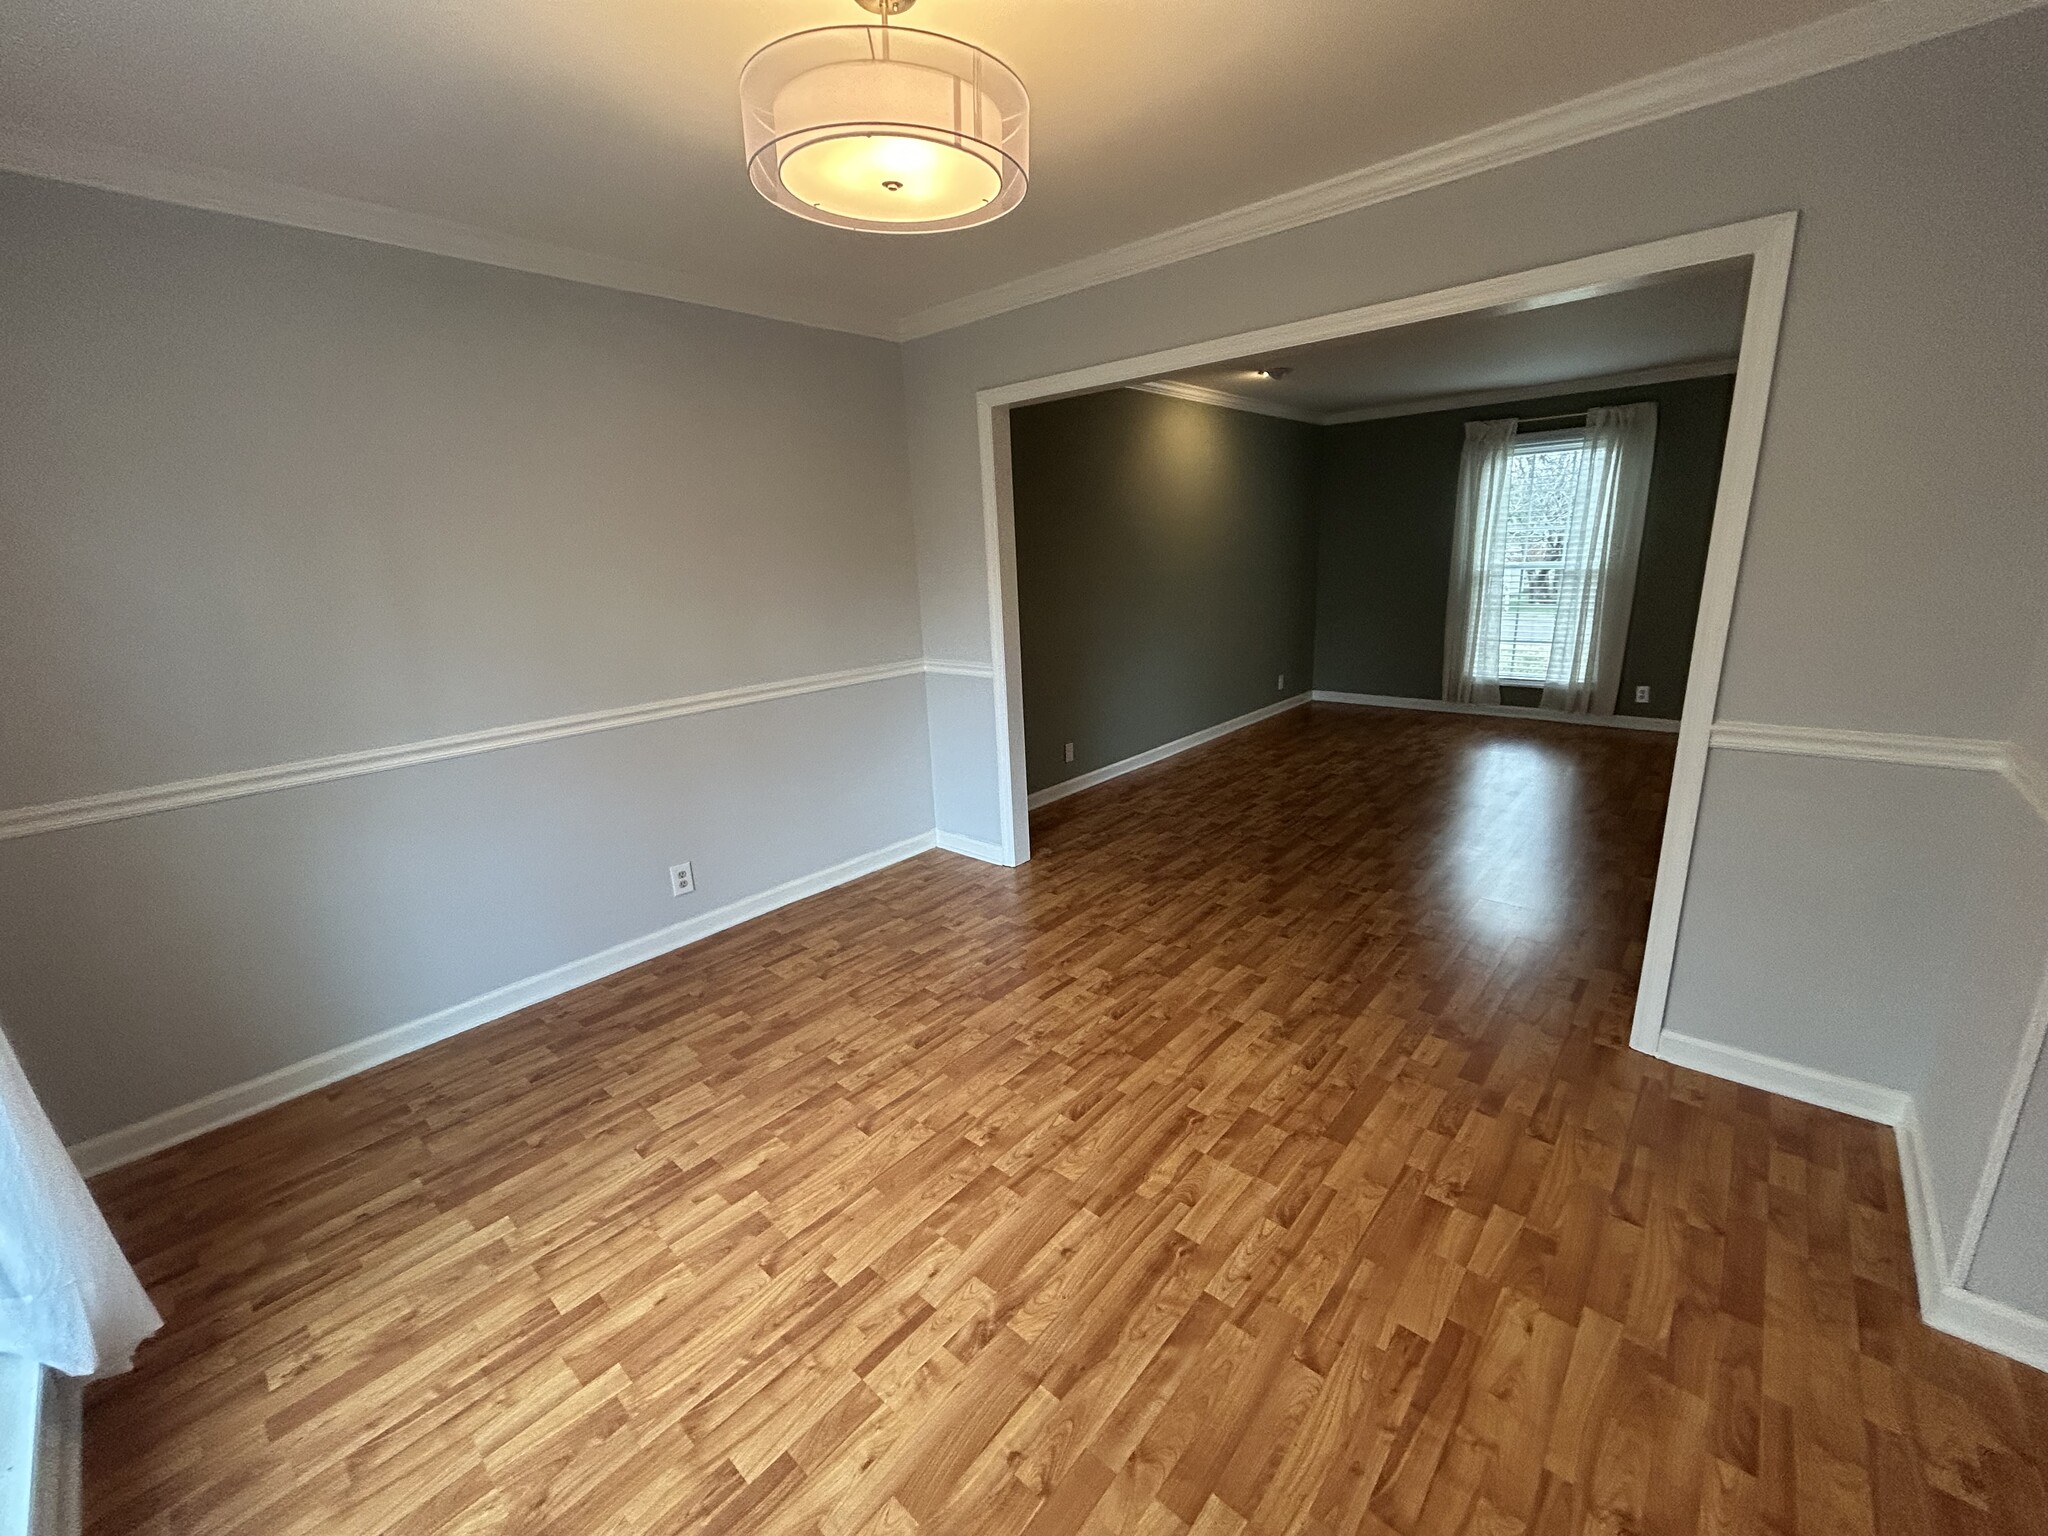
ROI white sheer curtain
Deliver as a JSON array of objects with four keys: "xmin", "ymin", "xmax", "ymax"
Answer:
[
  {"xmin": 0, "ymin": 1023, "xmax": 160, "ymax": 1378},
  {"xmin": 1441, "ymin": 418, "xmax": 1519, "ymax": 705},
  {"xmin": 1538, "ymin": 403, "xmax": 1657, "ymax": 715}
]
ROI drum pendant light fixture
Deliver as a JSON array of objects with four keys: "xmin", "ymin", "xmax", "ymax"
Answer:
[{"xmin": 740, "ymin": 0, "xmax": 1029, "ymax": 233}]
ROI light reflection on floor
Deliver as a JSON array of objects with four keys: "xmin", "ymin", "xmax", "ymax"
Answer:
[{"xmin": 1444, "ymin": 736, "xmax": 1580, "ymax": 942}]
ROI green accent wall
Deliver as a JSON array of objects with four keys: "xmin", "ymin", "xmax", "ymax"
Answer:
[
  {"xmin": 1311, "ymin": 373, "xmax": 1735, "ymax": 719},
  {"xmin": 1011, "ymin": 389, "xmax": 1318, "ymax": 793}
]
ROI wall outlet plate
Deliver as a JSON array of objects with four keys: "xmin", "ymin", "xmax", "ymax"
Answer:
[
  {"xmin": 1277, "ymin": 674, "xmax": 1287, "ymax": 691},
  {"xmin": 669, "ymin": 862, "xmax": 694, "ymax": 897},
  {"xmin": 1633, "ymin": 685, "xmax": 1652, "ymax": 704},
  {"xmin": 1064, "ymin": 742, "xmax": 1075, "ymax": 762}
]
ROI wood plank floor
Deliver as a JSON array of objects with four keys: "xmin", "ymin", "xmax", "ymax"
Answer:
[{"xmin": 86, "ymin": 703, "xmax": 2048, "ymax": 1535}]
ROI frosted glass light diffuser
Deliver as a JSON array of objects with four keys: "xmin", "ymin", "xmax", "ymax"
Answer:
[{"xmin": 741, "ymin": 25, "xmax": 1028, "ymax": 232}]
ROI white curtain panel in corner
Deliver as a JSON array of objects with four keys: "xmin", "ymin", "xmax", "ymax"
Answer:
[
  {"xmin": 0, "ymin": 1023, "xmax": 160, "ymax": 1378},
  {"xmin": 1442, "ymin": 418, "xmax": 1520, "ymax": 705},
  {"xmin": 1540, "ymin": 402, "xmax": 1657, "ymax": 716}
]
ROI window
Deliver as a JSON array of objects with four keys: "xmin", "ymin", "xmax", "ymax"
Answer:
[
  {"xmin": 1443, "ymin": 405, "xmax": 1657, "ymax": 715},
  {"xmin": 1495, "ymin": 433, "xmax": 1590, "ymax": 683}
]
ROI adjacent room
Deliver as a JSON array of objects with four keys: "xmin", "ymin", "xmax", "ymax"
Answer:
[
  {"xmin": 2, "ymin": 4, "xmax": 2045, "ymax": 1533},
  {"xmin": 1012, "ymin": 262, "xmax": 1747, "ymax": 809},
  {"xmin": 1005, "ymin": 263, "xmax": 1744, "ymax": 1045}
]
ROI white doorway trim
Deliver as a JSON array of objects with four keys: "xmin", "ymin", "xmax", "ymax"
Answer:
[{"xmin": 972, "ymin": 211, "xmax": 1798, "ymax": 1055}]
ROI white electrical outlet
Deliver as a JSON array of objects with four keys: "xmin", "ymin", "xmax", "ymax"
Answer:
[
  {"xmin": 669, "ymin": 862, "xmax": 694, "ymax": 897},
  {"xmin": 1633, "ymin": 685, "xmax": 1652, "ymax": 704},
  {"xmin": 1063, "ymin": 741, "xmax": 1075, "ymax": 762},
  {"xmin": 1277, "ymin": 673, "xmax": 1286, "ymax": 691}
]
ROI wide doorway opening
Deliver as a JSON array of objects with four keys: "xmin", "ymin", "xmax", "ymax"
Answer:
[{"xmin": 976, "ymin": 219, "xmax": 1796, "ymax": 1054}]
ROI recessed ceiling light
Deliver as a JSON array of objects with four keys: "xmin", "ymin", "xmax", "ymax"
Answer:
[
  {"xmin": 740, "ymin": 0, "xmax": 1030, "ymax": 234},
  {"xmin": 1253, "ymin": 366, "xmax": 1293, "ymax": 380}
]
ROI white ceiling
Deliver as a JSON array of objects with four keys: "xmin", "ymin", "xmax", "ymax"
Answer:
[
  {"xmin": 0, "ymin": 1, "xmax": 2020, "ymax": 338},
  {"xmin": 1154, "ymin": 261, "xmax": 1750, "ymax": 421}
]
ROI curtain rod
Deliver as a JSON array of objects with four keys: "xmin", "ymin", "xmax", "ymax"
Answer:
[{"xmin": 1516, "ymin": 411, "xmax": 1589, "ymax": 429}]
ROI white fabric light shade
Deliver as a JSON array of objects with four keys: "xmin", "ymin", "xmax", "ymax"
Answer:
[{"xmin": 741, "ymin": 25, "xmax": 1027, "ymax": 232}]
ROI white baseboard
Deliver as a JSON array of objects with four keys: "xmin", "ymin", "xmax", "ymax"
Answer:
[
  {"xmin": 934, "ymin": 831, "xmax": 1012, "ymax": 866},
  {"xmin": 1027, "ymin": 694, "xmax": 1310, "ymax": 810},
  {"xmin": 1654, "ymin": 1030, "xmax": 1911, "ymax": 1124},
  {"xmin": 1657, "ymin": 1030, "xmax": 2048, "ymax": 1372},
  {"xmin": 1893, "ymin": 1103, "xmax": 1950, "ymax": 1311},
  {"xmin": 1925, "ymin": 1282, "xmax": 2048, "ymax": 1374},
  {"xmin": 1311, "ymin": 690, "xmax": 1680, "ymax": 733},
  {"xmin": 66, "ymin": 830, "xmax": 941, "ymax": 1176},
  {"xmin": 1895, "ymin": 1109, "xmax": 2048, "ymax": 1371}
]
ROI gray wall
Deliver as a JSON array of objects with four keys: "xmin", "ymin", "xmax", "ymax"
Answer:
[
  {"xmin": 1964, "ymin": 612, "xmax": 2048, "ymax": 1318},
  {"xmin": 1669, "ymin": 744, "xmax": 2048, "ymax": 1317},
  {"xmin": 1312, "ymin": 374, "xmax": 1734, "ymax": 719},
  {"xmin": 5, "ymin": 10, "xmax": 2047, "ymax": 1350},
  {"xmin": 1662, "ymin": 755, "xmax": 2023, "ymax": 1100},
  {"xmin": 899, "ymin": 11, "xmax": 2048, "ymax": 1328},
  {"xmin": 903, "ymin": 9, "xmax": 2048, "ymax": 831},
  {"xmin": 1010, "ymin": 388, "xmax": 1316, "ymax": 793},
  {"xmin": 0, "ymin": 172, "xmax": 932, "ymax": 1144},
  {"xmin": 2011, "ymin": 608, "xmax": 2048, "ymax": 785},
  {"xmin": 1007, "ymin": 373, "xmax": 1727, "ymax": 801},
  {"xmin": 1974, "ymin": 1032, "xmax": 2048, "ymax": 1319},
  {"xmin": 1917, "ymin": 777, "xmax": 2048, "ymax": 1281}
]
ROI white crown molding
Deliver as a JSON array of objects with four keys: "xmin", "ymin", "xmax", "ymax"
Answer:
[
  {"xmin": 1316, "ymin": 359, "xmax": 1740, "ymax": 427},
  {"xmin": 4, "ymin": 3, "xmax": 2032, "ymax": 346},
  {"xmin": 1139, "ymin": 358, "xmax": 1742, "ymax": 430},
  {"xmin": 66, "ymin": 828, "xmax": 946, "ymax": 1175},
  {"xmin": 0, "ymin": 127, "xmax": 897, "ymax": 342},
  {"xmin": 1027, "ymin": 693, "xmax": 1309, "ymax": 810},
  {"xmin": 921, "ymin": 658, "xmax": 997, "ymax": 679},
  {"xmin": 1124, "ymin": 380, "xmax": 1323, "ymax": 425},
  {"xmin": 1312, "ymin": 690, "xmax": 1680, "ymax": 734},
  {"xmin": 894, "ymin": 0, "xmax": 2044, "ymax": 340},
  {"xmin": 1708, "ymin": 720, "xmax": 2009, "ymax": 771},
  {"xmin": 0, "ymin": 660, "xmax": 965, "ymax": 842}
]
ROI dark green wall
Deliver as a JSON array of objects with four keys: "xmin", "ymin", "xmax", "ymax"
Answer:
[
  {"xmin": 1311, "ymin": 374, "xmax": 1735, "ymax": 720},
  {"xmin": 1009, "ymin": 375, "xmax": 1732, "ymax": 796},
  {"xmin": 1011, "ymin": 389, "xmax": 1318, "ymax": 793}
]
